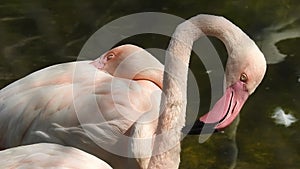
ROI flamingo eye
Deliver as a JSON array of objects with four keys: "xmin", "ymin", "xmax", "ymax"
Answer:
[
  {"xmin": 240, "ymin": 73, "xmax": 248, "ymax": 82},
  {"xmin": 106, "ymin": 53, "xmax": 115, "ymax": 61}
]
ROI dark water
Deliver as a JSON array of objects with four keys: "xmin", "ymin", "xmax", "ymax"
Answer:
[{"xmin": 0, "ymin": 1, "xmax": 299, "ymax": 169}]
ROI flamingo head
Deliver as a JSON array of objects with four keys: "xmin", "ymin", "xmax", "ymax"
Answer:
[
  {"xmin": 91, "ymin": 44, "xmax": 164, "ymax": 89},
  {"xmin": 186, "ymin": 41, "xmax": 267, "ymax": 134}
]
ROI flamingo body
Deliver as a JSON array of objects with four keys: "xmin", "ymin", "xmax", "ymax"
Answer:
[
  {"xmin": 0, "ymin": 143, "xmax": 112, "ymax": 169},
  {"xmin": 0, "ymin": 45, "xmax": 163, "ymax": 169}
]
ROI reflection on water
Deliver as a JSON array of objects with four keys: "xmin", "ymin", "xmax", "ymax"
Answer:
[
  {"xmin": 257, "ymin": 17, "xmax": 300, "ymax": 64},
  {"xmin": 0, "ymin": 1, "xmax": 299, "ymax": 169}
]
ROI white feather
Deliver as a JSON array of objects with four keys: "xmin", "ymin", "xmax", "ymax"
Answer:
[{"xmin": 271, "ymin": 107, "xmax": 297, "ymax": 127}]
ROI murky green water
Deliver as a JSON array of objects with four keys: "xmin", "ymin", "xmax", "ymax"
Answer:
[{"xmin": 0, "ymin": 1, "xmax": 299, "ymax": 169}]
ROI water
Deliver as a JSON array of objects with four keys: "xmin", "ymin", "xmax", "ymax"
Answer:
[{"xmin": 0, "ymin": 1, "xmax": 299, "ymax": 168}]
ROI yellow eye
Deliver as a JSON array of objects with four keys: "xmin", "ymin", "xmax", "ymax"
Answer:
[
  {"xmin": 106, "ymin": 53, "xmax": 115, "ymax": 60},
  {"xmin": 240, "ymin": 73, "xmax": 248, "ymax": 82}
]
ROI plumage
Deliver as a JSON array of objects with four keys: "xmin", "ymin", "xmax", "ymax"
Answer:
[
  {"xmin": 0, "ymin": 143, "xmax": 112, "ymax": 169},
  {"xmin": 0, "ymin": 45, "xmax": 163, "ymax": 169}
]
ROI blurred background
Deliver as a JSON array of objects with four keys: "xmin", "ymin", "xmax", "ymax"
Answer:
[{"xmin": 0, "ymin": 0, "xmax": 299, "ymax": 168}]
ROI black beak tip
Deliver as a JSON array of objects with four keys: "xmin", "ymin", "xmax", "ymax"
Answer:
[{"xmin": 182, "ymin": 120, "xmax": 218, "ymax": 135}]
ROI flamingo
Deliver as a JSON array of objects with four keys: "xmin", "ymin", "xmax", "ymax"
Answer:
[
  {"xmin": 0, "ymin": 44, "xmax": 164, "ymax": 168},
  {"xmin": 145, "ymin": 14, "xmax": 267, "ymax": 168},
  {"xmin": 0, "ymin": 14, "xmax": 267, "ymax": 169},
  {"xmin": 0, "ymin": 143, "xmax": 112, "ymax": 169}
]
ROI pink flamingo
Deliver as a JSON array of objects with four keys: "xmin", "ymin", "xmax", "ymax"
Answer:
[
  {"xmin": 0, "ymin": 14, "xmax": 267, "ymax": 169},
  {"xmin": 146, "ymin": 14, "xmax": 266, "ymax": 168},
  {"xmin": 0, "ymin": 143, "xmax": 112, "ymax": 169},
  {"xmin": 0, "ymin": 44, "xmax": 164, "ymax": 168}
]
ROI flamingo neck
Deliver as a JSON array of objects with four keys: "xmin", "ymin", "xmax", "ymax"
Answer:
[{"xmin": 148, "ymin": 15, "xmax": 249, "ymax": 169}]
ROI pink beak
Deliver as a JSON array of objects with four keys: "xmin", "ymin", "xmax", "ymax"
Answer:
[{"xmin": 199, "ymin": 81, "xmax": 249, "ymax": 130}]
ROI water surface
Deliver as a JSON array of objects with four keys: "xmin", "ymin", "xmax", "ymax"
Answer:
[{"xmin": 0, "ymin": 1, "xmax": 299, "ymax": 168}]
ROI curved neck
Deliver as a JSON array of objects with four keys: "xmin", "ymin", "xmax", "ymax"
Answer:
[{"xmin": 147, "ymin": 15, "xmax": 249, "ymax": 169}]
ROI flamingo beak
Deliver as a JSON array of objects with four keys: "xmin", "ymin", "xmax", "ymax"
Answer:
[
  {"xmin": 200, "ymin": 81, "xmax": 249, "ymax": 130},
  {"xmin": 183, "ymin": 81, "xmax": 249, "ymax": 134}
]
